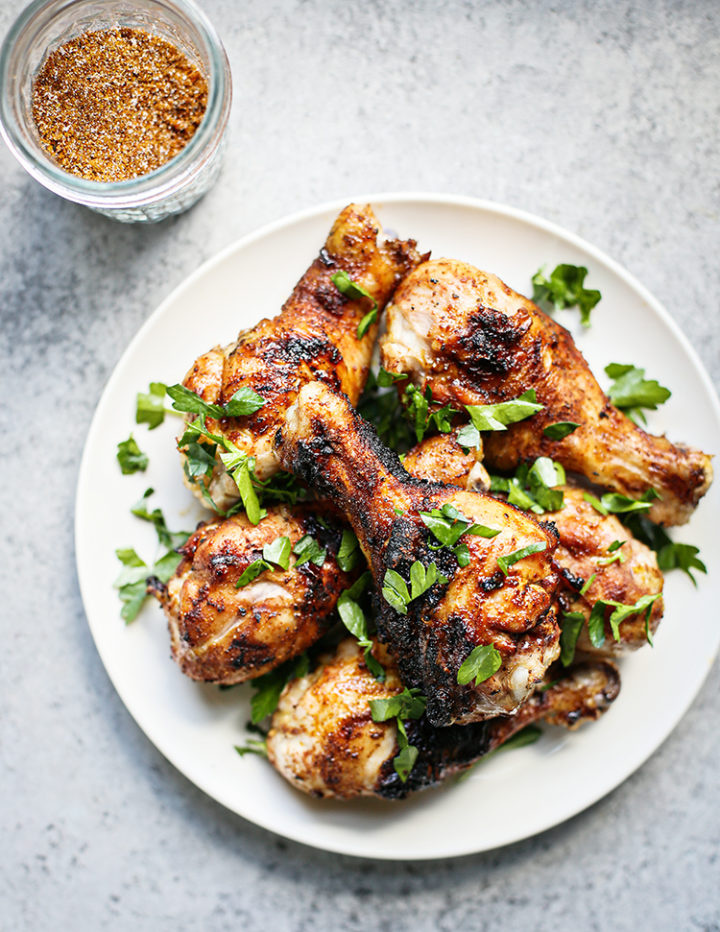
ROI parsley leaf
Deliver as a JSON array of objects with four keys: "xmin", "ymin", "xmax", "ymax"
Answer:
[
  {"xmin": 542, "ymin": 421, "xmax": 580, "ymax": 440},
  {"xmin": 381, "ymin": 561, "xmax": 448, "ymax": 614},
  {"xmin": 559, "ymin": 611, "xmax": 585, "ymax": 666},
  {"xmin": 420, "ymin": 502, "xmax": 500, "ymax": 550},
  {"xmin": 356, "ymin": 370, "xmax": 415, "ymax": 452},
  {"xmin": 622, "ymin": 515, "xmax": 707, "ymax": 586},
  {"xmin": 331, "ymin": 270, "xmax": 379, "ymax": 338},
  {"xmin": 116, "ymin": 434, "xmax": 149, "ymax": 474},
  {"xmin": 457, "ymin": 390, "xmax": 543, "ymax": 448},
  {"xmin": 497, "ymin": 541, "xmax": 547, "ymax": 575},
  {"xmin": 336, "ymin": 529, "xmax": 362, "ymax": 572},
  {"xmin": 293, "ymin": 534, "xmax": 327, "ymax": 567},
  {"xmin": 605, "ymin": 363, "xmax": 671, "ymax": 425},
  {"xmin": 235, "ymin": 535, "xmax": 292, "ymax": 588},
  {"xmin": 369, "ymin": 687, "xmax": 426, "ymax": 783},
  {"xmin": 336, "ymin": 572, "xmax": 385, "ymax": 681},
  {"xmin": 130, "ymin": 488, "xmax": 190, "ymax": 550},
  {"xmin": 248, "ymin": 653, "xmax": 310, "ymax": 724},
  {"xmin": 377, "ymin": 367, "xmax": 409, "ymax": 387},
  {"xmin": 457, "ymin": 644, "xmax": 502, "ymax": 686},
  {"xmin": 531, "ymin": 263, "xmax": 601, "ymax": 327},
  {"xmin": 583, "ymin": 488, "xmax": 659, "ymax": 516},
  {"xmin": 498, "ymin": 724, "xmax": 543, "ymax": 752},
  {"xmin": 167, "ymin": 383, "xmax": 266, "ymax": 420},
  {"xmin": 234, "ymin": 739, "xmax": 268, "ymax": 758},
  {"xmin": 136, "ymin": 381, "xmax": 168, "ymax": 429},
  {"xmin": 402, "ymin": 384, "xmax": 458, "ymax": 443},
  {"xmin": 114, "ymin": 546, "xmax": 183, "ymax": 623}
]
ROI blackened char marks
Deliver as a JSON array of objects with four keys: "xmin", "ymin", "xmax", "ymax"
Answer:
[
  {"xmin": 376, "ymin": 715, "xmax": 491, "ymax": 799},
  {"xmin": 450, "ymin": 304, "xmax": 530, "ymax": 380}
]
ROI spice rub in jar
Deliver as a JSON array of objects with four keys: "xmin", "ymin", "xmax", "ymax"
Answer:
[{"xmin": 32, "ymin": 27, "xmax": 208, "ymax": 182}]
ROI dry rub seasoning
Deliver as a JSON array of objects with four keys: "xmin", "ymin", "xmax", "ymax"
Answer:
[{"xmin": 32, "ymin": 27, "xmax": 208, "ymax": 182}]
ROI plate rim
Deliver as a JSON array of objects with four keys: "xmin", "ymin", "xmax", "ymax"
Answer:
[{"xmin": 75, "ymin": 192, "xmax": 720, "ymax": 860}]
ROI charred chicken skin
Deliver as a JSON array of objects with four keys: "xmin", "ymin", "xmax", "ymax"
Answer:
[
  {"xmin": 274, "ymin": 381, "xmax": 560, "ymax": 727},
  {"xmin": 180, "ymin": 204, "xmax": 422, "ymax": 511},
  {"xmin": 267, "ymin": 637, "xmax": 620, "ymax": 800},
  {"xmin": 380, "ymin": 258, "xmax": 713, "ymax": 526},
  {"xmin": 404, "ymin": 434, "xmax": 664, "ymax": 653},
  {"xmin": 152, "ymin": 505, "xmax": 358, "ymax": 684}
]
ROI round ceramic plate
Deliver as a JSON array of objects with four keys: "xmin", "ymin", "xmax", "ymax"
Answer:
[{"xmin": 75, "ymin": 194, "xmax": 720, "ymax": 860}]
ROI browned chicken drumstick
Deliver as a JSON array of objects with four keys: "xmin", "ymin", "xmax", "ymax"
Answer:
[
  {"xmin": 404, "ymin": 434, "xmax": 665, "ymax": 653},
  {"xmin": 267, "ymin": 637, "xmax": 620, "ymax": 799},
  {"xmin": 151, "ymin": 505, "xmax": 358, "ymax": 684},
  {"xmin": 179, "ymin": 204, "xmax": 422, "ymax": 511},
  {"xmin": 275, "ymin": 381, "xmax": 560, "ymax": 727},
  {"xmin": 380, "ymin": 259, "xmax": 713, "ymax": 526}
]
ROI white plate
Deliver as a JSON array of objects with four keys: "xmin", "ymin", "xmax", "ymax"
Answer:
[{"xmin": 75, "ymin": 194, "xmax": 720, "ymax": 860}]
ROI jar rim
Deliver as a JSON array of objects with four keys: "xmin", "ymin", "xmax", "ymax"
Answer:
[{"xmin": 0, "ymin": 0, "xmax": 232, "ymax": 208}]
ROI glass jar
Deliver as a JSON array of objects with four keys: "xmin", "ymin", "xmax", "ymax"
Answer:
[{"xmin": 0, "ymin": 0, "xmax": 232, "ymax": 222}]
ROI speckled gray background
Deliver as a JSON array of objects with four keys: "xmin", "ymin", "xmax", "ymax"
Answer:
[{"xmin": 2, "ymin": 0, "xmax": 719, "ymax": 929}]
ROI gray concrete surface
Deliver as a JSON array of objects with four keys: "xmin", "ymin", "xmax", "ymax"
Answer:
[{"xmin": 1, "ymin": 0, "xmax": 719, "ymax": 929}]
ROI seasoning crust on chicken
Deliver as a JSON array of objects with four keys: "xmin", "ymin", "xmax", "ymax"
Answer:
[
  {"xmin": 266, "ymin": 637, "xmax": 621, "ymax": 800},
  {"xmin": 182, "ymin": 204, "xmax": 423, "ymax": 510},
  {"xmin": 152, "ymin": 505, "xmax": 358, "ymax": 684},
  {"xmin": 380, "ymin": 258, "xmax": 713, "ymax": 526},
  {"xmin": 404, "ymin": 434, "xmax": 664, "ymax": 653},
  {"xmin": 275, "ymin": 381, "xmax": 560, "ymax": 727}
]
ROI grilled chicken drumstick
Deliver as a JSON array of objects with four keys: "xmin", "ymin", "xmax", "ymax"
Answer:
[
  {"xmin": 151, "ymin": 505, "xmax": 358, "ymax": 684},
  {"xmin": 404, "ymin": 434, "xmax": 664, "ymax": 653},
  {"xmin": 267, "ymin": 637, "xmax": 620, "ymax": 799},
  {"xmin": 275, "ymin": 381, "xmax": 560, "ymax": 727},
  {"xmin": 182, "ymin": 204, "xmax": 422, "ymax": 511},
  {"xmin": 380, "ymin": 259, "xmax": 713, "ymax": 526}
]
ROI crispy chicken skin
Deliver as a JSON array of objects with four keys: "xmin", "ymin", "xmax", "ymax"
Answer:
[
  {"xmin": 552, "ymin": 485, "xmax": 664, "ymax": 653},
  {"xmin": 380, "ymin": 259, "xmax": 713, "ymax": 526},
  {"xmin": 402, "ymin": 432, "xmax": 491, "ymax": 491},
  {"xmin": 152, "ymin": 505, "xmax": 358, "ymax": 684},
  {"xmin": 181, "ymin": 204, "xmax": 422, "ymax": 510},
  {"xmin": 275, "ymin": 381, "xmax": 560, "ymax": 727},
  {"xmin": 404, "ymin": 435, "xmax": 664, "ymax": 653},
  {"xmin": 266, "ymin": 637, "xmax": 620, "ymax": 800}
]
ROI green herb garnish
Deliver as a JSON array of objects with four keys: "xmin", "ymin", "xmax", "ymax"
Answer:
[
  {"xmin": 337, "ymin": 572, "xmax": 385, "ymax": 681},
  {"xmin": 622, "ymin": 515, "xmax": 706, "ymax": 586},
  {"xmin": 116, "ymin": 434, "xmax": 149, "ymax": 474},
  {"xmin": 167, "ymin": 383, "xmax": 266, "ymax": 421},
  {"xmin": 542, "ymin": 421, "xmax": 580, "ymax": 440},
  {"xmin": 235, "ymin": 535, "xmax": 292, "ymax": 588},
  {"xmin": 336, "ymin": 529, "xmax": 362, "ymax": 572},
  {"xmin": 369, "ymin": 687, "xmax": 427, "ymax": 783},
  {"xmin": 114, "ymin": 545, "xmax": 183, "ymax": 623},
  {"xmin": 293, "ymin": 534, "xmax": 327, "ymax": 567},
  {"xmin": 382, "ymin": 561, "xmax": 449, "ymax": 615},
  {"xmin": 559, "ymin": 611, "xmax": 585, "ymax": 666},
  {"xmin": 497, "ymin": 541, "xmax": 547, "ymax": 575},
  {"xmin": 248, "ymin": 653, "xmax": 311, "ymax": 724},
  {"xmin": 457, "ymin": 644, "xmax": 502, "ymax": 686},
  {"xmin": 136, "ymin": 381, "xmax": 168, "ymax": 429},
  {"xmin": 331, "ymin": 270, "xmax": 379, "ymax": 338},
  {"xmin": 583, "ymin": 488, "xmax": 659, "ymax": 516},
  {"xmin": 402, "ymin": 383, "xmax": 458, "ymax": 443},
  {"xmin": 531, "ymin": 263, "xmax": 601, "ymax": 326},
  {"xmin": 234, "ymin": 739, "xmax": 268, "ymax": 758},
  {"xmin": 130, "ymin": 488, "xmax": 189, "ymax": 549},
  {"xmin": 457, "ymin": 389, "xmax": 543, "ymax": 449},
  {"xmin": 605, "ymin": 363, "xmax": 671, "ymax": 425}
]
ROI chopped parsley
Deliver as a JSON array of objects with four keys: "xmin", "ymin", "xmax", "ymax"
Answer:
[
  {"xmin": 559, "ymin": 611, "xmax": 585, "ymax": 666},
  {"xmin": 560, "ymin": 592, "xmax": 661, "ymax": 660},
  {"xmin": 583, "ymin": 488, "xmax": 659, "ymax": 516},
  {"xmin": 336, "ymin": 529, "xmax": 362, "ymax": 572},
  {"xmin": 490, "ymin": 457, "xmax": 566, "ymax": 515},
  {"xmin": 622, "ymin": 514, "xmax": 707, "ymax": 585},
  {"xmin": 234, "ymin": 739, "xmax": 268, "ymax": 758},
  {"xmin": 531, "ymin": 263, "xmax": 601, "ymax": 327},
  {"xmin": 497, "ymin": 541, "xmax": 547, "ymax": 575},
  {"xmin": 457, "ymin": 389, "xmax": 543, "ymax": 449},
  {"xmin": 420, "ymin": 502, "xmax": 500, "ymax": 566},
  {"xmin": 402, "ymin": 383, "xmax": 458, "ymax": 443},
  {"xmin": 235, "ymin": 535, "xmax": 292, "ymax": 588},
  {"xmin": 382, "ymin": 561, "xmax": 449, "ymax": 615},
  {"xmin": 357, "ymin": 369, "xmax": 414, "ymax": 452},
  {"xmin": 331, "ymin": 270, "xmax": 379, "ymax": 338},
  {"xmin": 167, "ymin": 383, "xmax": 266, "ymax": 420},
  {"xmin": 337, "ymin": 572, "xmax": 385, "ymax": 680},
  {"xmin": 369, "ymin": 687, "xmax": 427, "ymax": 783},
  {"xmin": 605, "ymin": 363, "xmax": 671, "ymax": 425},
  {"xmin": 293, "ymin": 534, "xmax": 327, "ymax": 567},
  {"xmin": 114, "ymin": 546, "xmax": 183, "ymax": 623},
  {"xmin": 542, "ymin": 421, "xmax": 580, "ymax": 440},
  {"xmin": 248, "ymin": 653, "xmax": 311, "ymax": 724},
  {"xmin": 116, "ymin": 434, "xmax": 149, "ymax": 474},
  {"xmin": 136, "ymin": 381, "xmax": 168, "ymax": 429},
  {"xmin": 457, "ymin": 644, "xmax": 502, "ymax": 686},
  {"xmin": 130, "ymin": 488, "xmax": 190, "ymax": 550}
]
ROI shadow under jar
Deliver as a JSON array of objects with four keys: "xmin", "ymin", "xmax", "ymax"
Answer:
[{"xmin": 0, "ymin": 0, "xmax": 231, "ymax": 222}]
